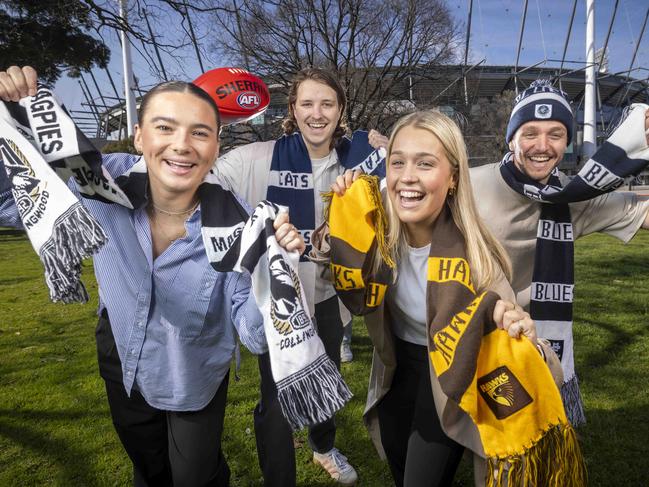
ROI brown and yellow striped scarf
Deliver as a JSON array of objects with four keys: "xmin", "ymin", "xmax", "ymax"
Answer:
[{"xmin": 327, "ymin": 176, "xmax": 586, "ymax": 486}]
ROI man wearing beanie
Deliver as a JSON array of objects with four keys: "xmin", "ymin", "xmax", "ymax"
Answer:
[{"xmin": 470, "ymin": 79, "xmax": 649, "ymax": 426}]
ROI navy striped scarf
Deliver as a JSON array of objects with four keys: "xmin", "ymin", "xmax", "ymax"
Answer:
[{"xmin": 267, "ymin": 131, "xmax": 385, "ymax": 260}]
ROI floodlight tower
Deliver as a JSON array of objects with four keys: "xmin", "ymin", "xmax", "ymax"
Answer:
[
  {"xmin": 583, "ymin": 0, "xmax": 597, "ymax": 160},
  {"xmin": 119, "ymin": 0, "xmax": 138, "ymax": 137}
]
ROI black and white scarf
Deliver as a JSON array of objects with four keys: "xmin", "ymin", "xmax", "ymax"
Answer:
[
  {"xmin": 0, "ymin": 88, "xmax": 351, "ymax": 430},
  {"xmin": 499, "ymin": 103, "xmax": 649, "ymax": 425},
  {"xmin": 267, "ymin": 130, "xmax": 386, "ymax": 261},
  {"xmin": 0, "ymin": 88, "xmax": 132, "ymax": 302}
]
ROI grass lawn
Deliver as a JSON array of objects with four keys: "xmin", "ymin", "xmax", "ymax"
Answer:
[{"xmin": 0, "ymin": 230, "xmax": 647, "ymax": 486}]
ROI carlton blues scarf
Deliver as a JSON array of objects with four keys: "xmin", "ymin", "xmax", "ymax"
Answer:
[
  {"xmin": 0, "ymin": 88, "xmax": 351, "ymax": 430},
  {"xmin": 498, "ymin": 103, "xmax": 649, "ymax": 426},
  {"xmin": 326, "ymin": 180, "xmax": 586, "ymax": 486},
  {"xmin": 266, "ymin": 130, "xmax": 385, "ymax": 261}
]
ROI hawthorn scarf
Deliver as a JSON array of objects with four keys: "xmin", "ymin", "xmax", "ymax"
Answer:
[
  {"xmin": 499, "ymin": 103, "xmax": 649, "ymax": 426},
  {"xmin": 0, "ymin": 88, "xmax": 351, "ymax": 430},
  {"xmin": 325, "ymin": 174, "xmax": 393, "ymax": 315},
  {"xmin": 267, "ymin": 130, "xmax": 385, "ymax": 261},
  {"xmin": 327, "ymin": 178, "xmax": 587, "ymax": 486}
]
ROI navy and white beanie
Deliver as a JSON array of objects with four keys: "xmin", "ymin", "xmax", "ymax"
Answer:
[{"xmin": 506, "ymin": 79, "xmax": 574, "ymax": 144}]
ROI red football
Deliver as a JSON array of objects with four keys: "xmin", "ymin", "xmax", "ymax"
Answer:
[{"xmin": 193, "ymin": 67, "xmax": 270, "ymax": 125}]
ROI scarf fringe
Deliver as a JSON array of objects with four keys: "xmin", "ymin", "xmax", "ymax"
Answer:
[
  {"xmin": 360, "ymin": 174, "xmax": 395, "ymax": 269},
  {"xmin": 485, "ymin": 422, "xmax": 587, "ymax": 487},
  {"xmin": 39, "ymin": 202, "xmax": 107, "ymax": 303},
  {"xmin": 561, "ymin": 374, "xmax": 587, "ymax": 426},
  {"xmin": 322, "ymin": 174, "xmax": 395, "ymax": 269},
  {"xmin": 276, "ymin": 353, "xmax": 353, "ymax": 431}
]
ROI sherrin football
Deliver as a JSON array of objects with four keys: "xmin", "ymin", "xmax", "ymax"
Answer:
[{"xmin": 193, "ymin": 67, "xmax": 270, "ymax": 125}]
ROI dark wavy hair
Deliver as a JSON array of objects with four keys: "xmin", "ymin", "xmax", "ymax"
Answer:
[
  {"xmin": 138, "ymin": 81, "xmax": 221, "ymax": 130},
  {"xmin": 282, "ymin": 68, "xmax": 347, "ymax": 149}
]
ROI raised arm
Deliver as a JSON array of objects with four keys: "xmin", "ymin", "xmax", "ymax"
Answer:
[{"xmin": 0, "ymin": 66, "xmax": 38, "ymax": 227}]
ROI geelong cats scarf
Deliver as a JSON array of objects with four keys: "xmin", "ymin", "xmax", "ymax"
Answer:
[
  {"xmin": 499, "ymin": 103, "xmax": 649, "ymax": 426},
  {"xmin": 266, "ymin": 130, "xmax": 385, "ymax": 261},
  {"xmin": 328, "ymin": 182, "xmax": 586, "ymax": 486},
  {"xmin": 0, "ymin": 88, "xmax": 351, "ymax": 429}
]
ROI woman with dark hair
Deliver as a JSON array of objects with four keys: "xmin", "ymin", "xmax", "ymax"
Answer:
[{"xmin": 0, "ymin": 66, "xmax": 304, "ymax": 487}]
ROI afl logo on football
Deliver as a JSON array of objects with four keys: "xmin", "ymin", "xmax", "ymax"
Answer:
[{"xmin": 237, "ymin": 92, "xmax": 260, "ymax": 110}]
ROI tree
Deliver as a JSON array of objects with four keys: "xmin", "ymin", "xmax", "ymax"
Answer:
[
  {"xmin": 0, "ymin": 0, "xmax": 110, "ymax": 85},
  {"xmin": 209, "ymin": 0, "xmax": 459, "ymax": 133},
  {"xmin": 461, "ymin": 90, "xmax": 516, "ymax": 166}
]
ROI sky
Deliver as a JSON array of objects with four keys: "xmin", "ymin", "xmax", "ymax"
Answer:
[{"xmin": 53, "ymin": 0, "xmax": 649, "ymax": 133}]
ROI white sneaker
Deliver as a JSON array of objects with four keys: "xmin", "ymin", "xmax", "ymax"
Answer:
[
  {"xmin": 313, "ymin": 447, "xmax": 358, "ymax": 485},
  {"xmin": 340, "ymin": 342, "xmax": 353, "ymax": 363}
]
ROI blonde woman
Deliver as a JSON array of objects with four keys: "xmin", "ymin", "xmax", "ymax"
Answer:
[{"xmin": 327, "ymin": 111, "xmax": 566, "ymax": 486}]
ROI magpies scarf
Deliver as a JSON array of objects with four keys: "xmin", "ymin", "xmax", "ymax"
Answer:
[
  {"xmin": 499, "ymin": 103, "xmax": 649, "ymax": 426},
  {"xmin": 0, "ymin": 88, "xmax": 351, "ymax": 430},
  {"xmin": 267, "ymin": 130, "xmax": 385, "ymax": 261},
  {"xmin": 0, "ymin": 88, "xmax": 132, "ymax": 303},
  {"xmin": 327, "ymin": 179, "xmax": 586, "ymax": 486}
]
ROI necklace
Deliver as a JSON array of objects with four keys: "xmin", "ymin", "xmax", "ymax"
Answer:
[{"xmin": 151, "ymin": 200, "xmax": 199, "ymax": 216}]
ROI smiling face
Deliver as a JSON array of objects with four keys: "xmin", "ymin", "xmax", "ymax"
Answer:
[
  {"xmin": 510, "ymin": 120, "xmax": 568, "ymax": 184},
  {"xmin": 292, "ymin": 79, "xmax": 343, "ymax": 158},
  {"xmin": 133, "ymin": 90, "xmax": 219, "ymax": 200},
  {"xmin": 387, "ymin": 125, "xmax": 456, "ymax": 247}
]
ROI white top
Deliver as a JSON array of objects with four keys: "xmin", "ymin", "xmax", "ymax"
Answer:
[
  {"xmin": 387, "ymin": 243, "xmax": 430, "ymax": 346},
  {"xmin": 213, "ymin": 140, "xmax": 348, "ymax": 315}
]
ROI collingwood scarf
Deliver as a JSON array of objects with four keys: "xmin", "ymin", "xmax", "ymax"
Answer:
[
  {"xmin": 327, "ymin": 178, "xmax": 587, "ymax": 486},
  {"xmin": 267, "ymin": 130, "xmax": 385, "ymax": 261},
  {"xmin": 499, "ymin": 103, "xmax": 649, "ymax": 426},
  {"xmin": 0, "ymin": 88, "xmax": 132, "ymax": 303},
  {"xmin": 0, "ymin": 88, "xmax": 351, "ymax": 430}
]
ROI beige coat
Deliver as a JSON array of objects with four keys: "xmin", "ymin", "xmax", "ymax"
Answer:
[{"xmin": 310, "ymin": 223, "xmax": 562, "ymax": 486}]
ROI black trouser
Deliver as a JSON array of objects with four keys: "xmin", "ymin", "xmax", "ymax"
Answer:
[
  {"xmin": 254, "ymin": 295, "xmax": 345, "ymax": 487},
  {"xmin": 376, "ymin": 337, "xmax": 465, "ymax": 487},
  {"xmin": 96, "ymin": 310, "xmax": 231, "ymax": 487}
]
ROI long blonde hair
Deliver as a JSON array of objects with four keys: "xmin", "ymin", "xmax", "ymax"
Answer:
[{"xmin": 384, "ymin": 110, "xmax": 511, "ymax": 292}]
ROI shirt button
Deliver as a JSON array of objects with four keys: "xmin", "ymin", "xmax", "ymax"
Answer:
[
  {"xmin": 126, "ymin": 371, "xmax": 133, "ymax": 376},
  {"xmin": 137, "ymin": 321, "xmax": 144, "ymax": 328},
  {"xmin": 130, "ymin": 348, "xmax": 135, "ymax": 354}
]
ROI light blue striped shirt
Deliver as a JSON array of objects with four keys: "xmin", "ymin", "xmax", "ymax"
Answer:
[{"xmin": 0, "ymin": 153, "xmax": 265, "ymax": 411}]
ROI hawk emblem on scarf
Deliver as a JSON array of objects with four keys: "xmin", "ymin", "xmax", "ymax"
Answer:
[
  {"xmin": 269, "ymin": 254, "xmax": 310, "ymax": 336},
  {"xmin": 478, "ymin": 365, "xmax": 533, "ymax": 419}
]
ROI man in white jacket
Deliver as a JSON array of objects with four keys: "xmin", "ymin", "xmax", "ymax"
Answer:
[{"xmin": 215, "ymin": 67, "xmax": 384, "ymax": 487}]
